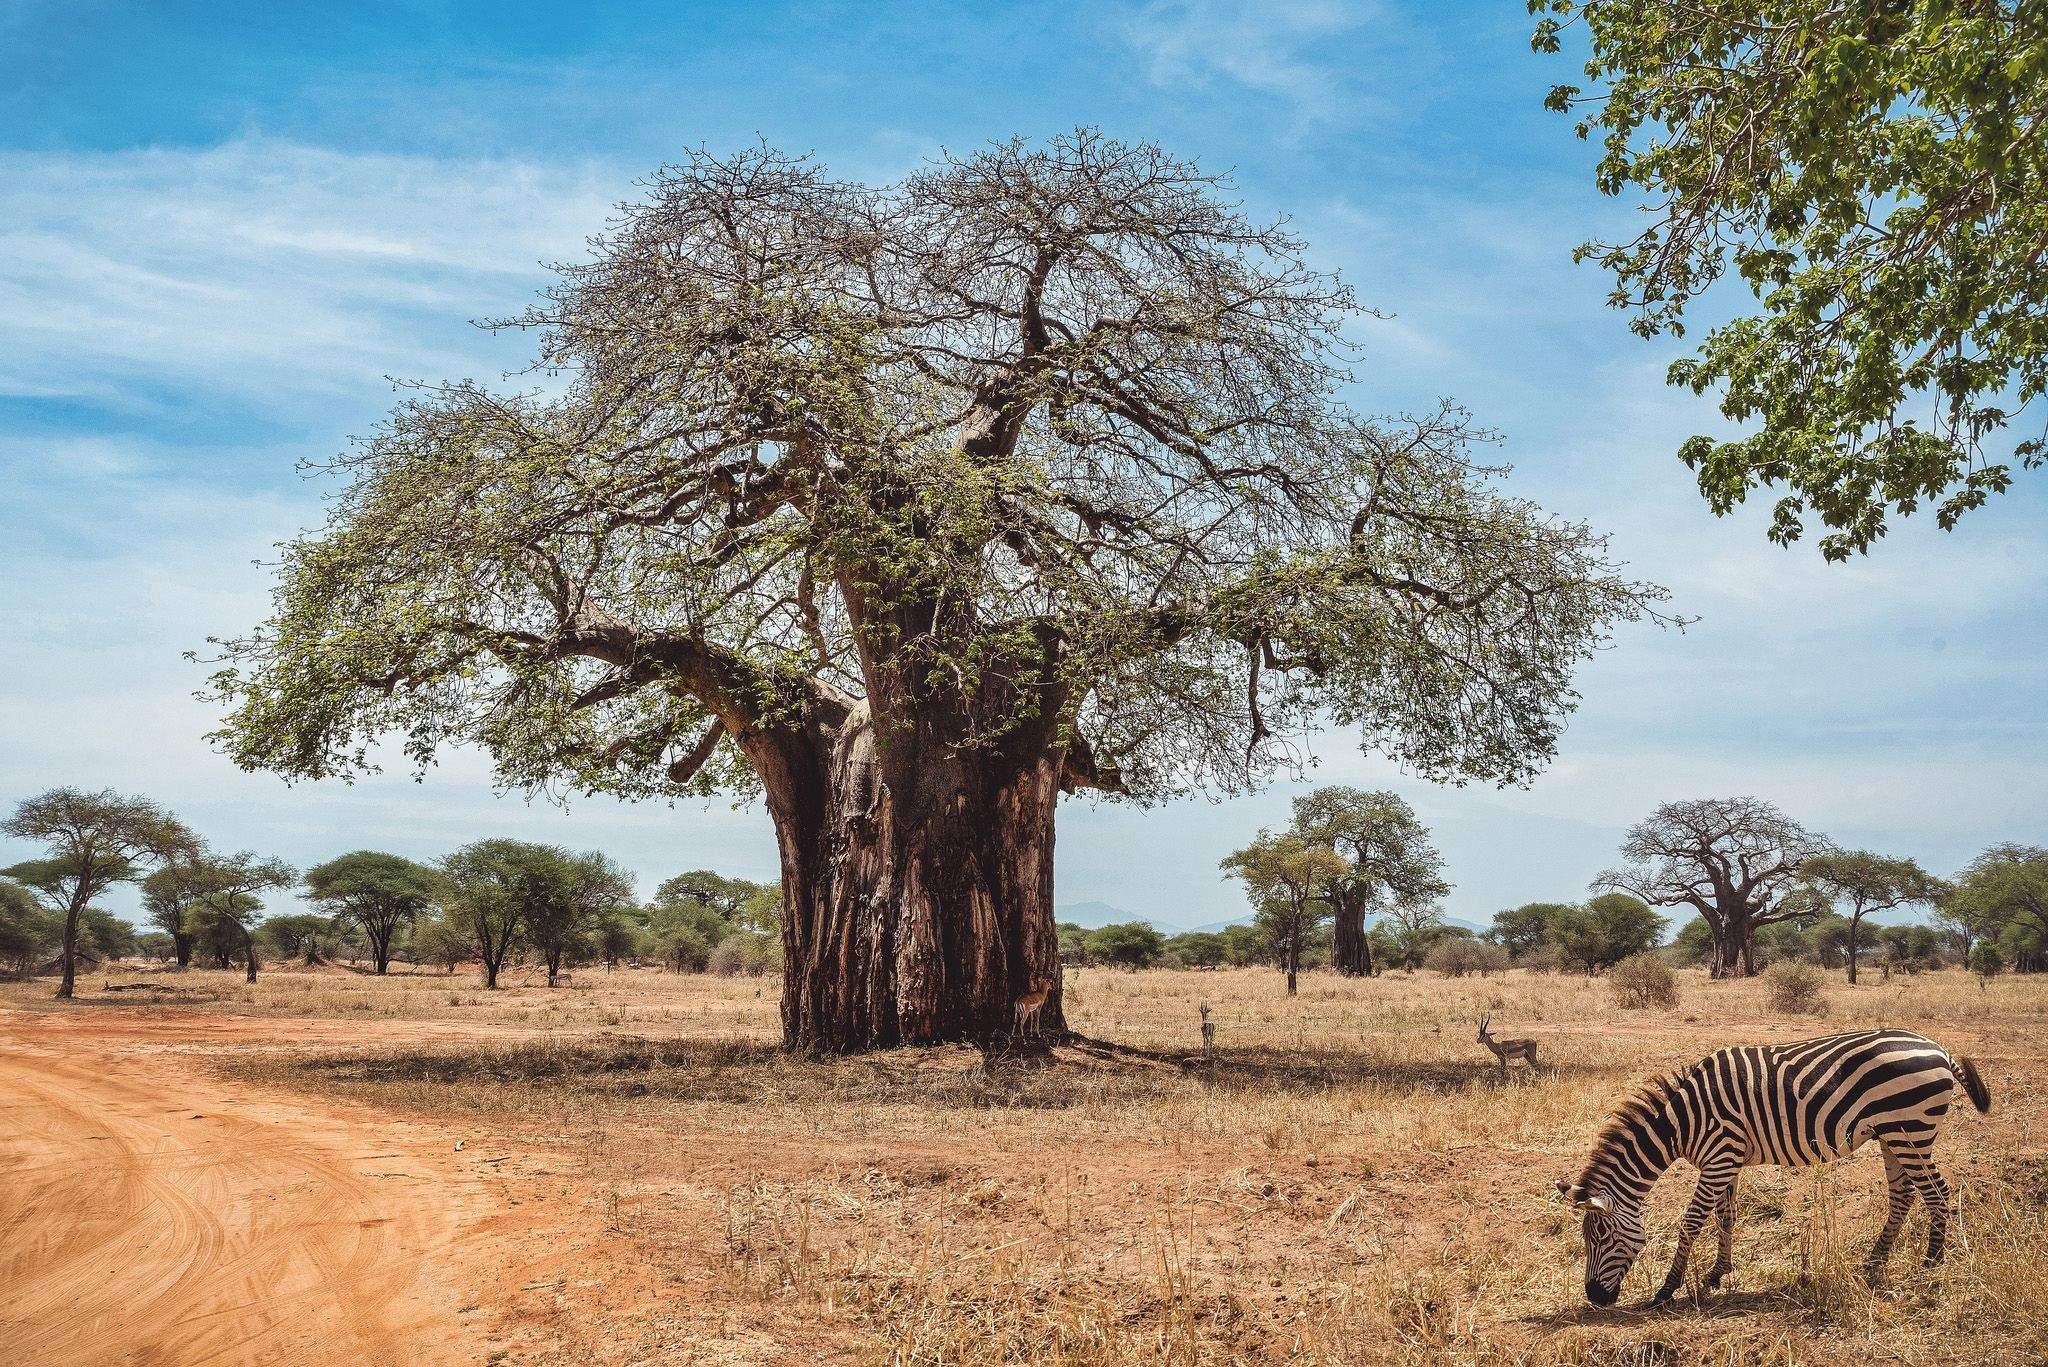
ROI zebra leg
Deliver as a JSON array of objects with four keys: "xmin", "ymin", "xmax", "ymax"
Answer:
[
  {"xmin": 1864, "ymin": 1141, "xmax": 1917, "ymax": 1282},
  {"xmin": 1702, "ymin": 1173, "xmax": 1738, "ymax": 1291},
  {"xmin": 1653, "ymin": 1164, "xmax": 1736, "ymax": 1305},
  {"xmin": 1907, "ymin": 1157, "xmax": 1953, "ymax": 1268}
]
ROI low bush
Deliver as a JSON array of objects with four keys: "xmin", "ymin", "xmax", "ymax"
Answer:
[
  {"xmin": 1607, "ymin": 952, "xmax": 1679, "ymax": 1009},
  {"xmin": 1425, "ymin": 939, "xmax": 1508, "ymax": 978},
  {"xmin": 1762, "ymin": 960, "xmax": 1828, "ymax": 1015}
]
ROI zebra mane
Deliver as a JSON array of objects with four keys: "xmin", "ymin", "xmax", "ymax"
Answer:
[{"xmin": 1574, "ymin": 1069, "xmax": 1685, "ymax": 1192}]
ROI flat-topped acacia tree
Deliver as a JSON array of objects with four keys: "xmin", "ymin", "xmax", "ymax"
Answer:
[{"xmin": 210, "ymin": 133, "xmax": 1661, "ymax": 1052}]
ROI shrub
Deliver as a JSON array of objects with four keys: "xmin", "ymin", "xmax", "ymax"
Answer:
[
  {"xmin": 1762, "ymin": 960, "xmax": 1828, "ymax": 1015},
  {"xmin": 707, "ymin": 934, "xmax": 754, "ymax": 977},
  {"xmin": 1425, "ymin": 938, "xmax": 1508, "ymax": 978},
  {"xmin": 1086, "ymin": 921, "xmax": 1166, "ymax": 970},
  {"xmin": 1968, "ymin": 941, "xmax": 2004, "ymax": 979},
  {"xmin": 1607, "ymin": 952, "xmax": 1679, "ymax": 1009}
]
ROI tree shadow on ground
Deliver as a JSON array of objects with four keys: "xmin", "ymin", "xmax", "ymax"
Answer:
[
  {"xmin": 1061, "ymin": 1034, "xmax": 1611, "ymax": 1097},
  {"xmin": 265, "ymin": 1032, "xmax": 1616, "ymax": 1111}
]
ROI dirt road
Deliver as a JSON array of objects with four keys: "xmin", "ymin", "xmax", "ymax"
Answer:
[{"xmin": 0, "ymin": 1005, "xmax": 555, "ymax": 1366}]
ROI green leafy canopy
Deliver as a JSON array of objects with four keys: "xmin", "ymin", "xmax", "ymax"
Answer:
[
  {"xmin": 208, "ymin": 132, "xmax": 1664, "ymax": 807},
  {"xmin": 1536, "ymin": 1, "xmax": 2048, "ymax": 557}
]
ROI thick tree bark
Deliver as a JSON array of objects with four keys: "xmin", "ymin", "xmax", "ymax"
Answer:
[
  {"xmin": 172, "ymin": 932, "xmax": 193, "ymax": 968},
  {"xmin": 1332, "ymin": 888, "xmax": 1372, "ymax": 976},
  {"xmin": 757, "ymin": 703, "xmax": 1067, "ymax": 1053},
  {"xmin": 1847, "ymin": 910, "xmax": 1863, "ymax": 985}
]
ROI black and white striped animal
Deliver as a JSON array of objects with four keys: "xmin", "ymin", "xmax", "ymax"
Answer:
[{"xmin": 1554, "ymin": 1028, "xmax": 1991, "ymax": 1307}]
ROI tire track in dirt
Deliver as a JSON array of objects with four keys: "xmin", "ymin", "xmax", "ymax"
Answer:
[{"xmin": 0, "ymin": 1005, "xmax": 524, "ymax": 1366}]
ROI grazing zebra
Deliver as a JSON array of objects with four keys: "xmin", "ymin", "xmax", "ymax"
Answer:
[{"xmin": 1554, "ymin": 1028, "xmax": 1991, "ymax": 1307}]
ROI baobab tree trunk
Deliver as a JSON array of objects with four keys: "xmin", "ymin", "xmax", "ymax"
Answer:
[
  {"xmin": 1704, "ymin": 913, "xmax": 1754, "ymax": 979},
  {"xmin": 756, "ymin": 704, "xmax": 1067, "ymax": 1054},
  {"xmin": 1331, "ymin": 890, "xmax": 1373, "ymax": 976}
]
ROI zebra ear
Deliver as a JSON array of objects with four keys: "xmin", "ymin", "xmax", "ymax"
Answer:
[
  {"xmin": 1552, "ymin": 1179, "xmax": 1575, "ymax": 1202},
  {"xmin": 1585, "ymin": 1192, "xmax": 1612, "ymax": 1214}
]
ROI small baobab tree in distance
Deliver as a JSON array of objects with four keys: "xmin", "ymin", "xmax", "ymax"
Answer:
[
  {"xmin": 207, "ymin": 132, "xmax": 1663, "ymax": 1052},
  {"xmin": 1289, "ymin": 786, "xmax": 1447, "ymax": 977},
  {"xmin": 1596, "ymin": 797, "xmax": 1830, "ymax": 978},
  {"xmin": 1, "ymin": 788, "xmax": 196, "ymax": 998}
]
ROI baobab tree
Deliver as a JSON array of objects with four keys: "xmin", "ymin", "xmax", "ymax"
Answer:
[
  {"xmin": 1289, "ymin": 786, "xmax": 1447, "ymax": 976},
  {"xmin": 1, "ymin": 789, "xmax": 195, "ymax": 998},
  {"xmin": 208, "ymin": 133, "xmax": 1662, "ymax": 1052},
  {"xmin": 1221, "ymin": 831, "xmax": 1347, "ymax": 996},
  {"xmin": 1596, "ymin": 798, "xmax": 1830, "ymax": 978},
  {"xmin": 1797, "ymin": 851, "xmax": 1947, "ymax": 985}
]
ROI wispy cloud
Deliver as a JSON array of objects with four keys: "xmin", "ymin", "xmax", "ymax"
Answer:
[
  {"xmin": 0, "ymin": 139, "xmax": 624, "ymax": 415},
  {"xmin": 1120, "ymin": 0, "xmax": 1375, "ymax": 121}
]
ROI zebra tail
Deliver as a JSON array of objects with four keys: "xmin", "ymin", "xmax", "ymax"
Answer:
[{"xmin": 1955, "ymin": 1055, "xmax": 1992, "ymax": 1114}]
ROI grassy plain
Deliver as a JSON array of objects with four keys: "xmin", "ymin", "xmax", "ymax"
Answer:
[{"xmin": 13, "ymin": 962, "xmax": 2046, "ymax": 1364}]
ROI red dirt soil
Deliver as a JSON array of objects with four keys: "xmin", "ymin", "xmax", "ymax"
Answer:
[{"xmin": 0, "ymin": 1004, "xmax": 637, "ymax": 1366}]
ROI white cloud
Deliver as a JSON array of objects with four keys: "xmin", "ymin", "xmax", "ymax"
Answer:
[
  {"xmin": 1121, "ymin": 0, "xmax": 1376, "ymax": 119},
  {"xmin": 0, "ymin": 139, "xmax": 626, "ymax": 413}
]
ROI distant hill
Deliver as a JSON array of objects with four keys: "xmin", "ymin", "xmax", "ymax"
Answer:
[{"xmin": 1057, "ymin": 901, "xmax": 1186, "ymax": 933}]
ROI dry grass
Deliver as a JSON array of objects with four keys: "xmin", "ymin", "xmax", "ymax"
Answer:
[{"xmin": 29, "ymin": 962, "xmax": 2048, "ymax": 1364}]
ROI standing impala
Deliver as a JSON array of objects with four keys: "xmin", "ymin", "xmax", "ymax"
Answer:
[{"xmin": 1477, "ymin": 1015, "xmax": 1539, "ymax": 1077}]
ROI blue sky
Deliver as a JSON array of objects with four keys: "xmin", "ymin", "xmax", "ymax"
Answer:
[{"xmin": 3, "ymin": 0, "xmax": 2043, "ymax": 932}]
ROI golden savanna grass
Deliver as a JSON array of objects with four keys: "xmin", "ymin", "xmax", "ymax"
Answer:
[{"xmin": 31, "ymin": 962, "xmax": 2048, "ymax": 1364}]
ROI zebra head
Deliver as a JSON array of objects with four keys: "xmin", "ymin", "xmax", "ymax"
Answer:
[{"xmin": 1553, "ymin": 1179, "xmax": 1644, "ymax": 1305}]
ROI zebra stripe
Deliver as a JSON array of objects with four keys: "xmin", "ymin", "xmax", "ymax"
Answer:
[{"xmin": 1555, "ymin": 1028, "xmax": 1991, "ymax": 1306}]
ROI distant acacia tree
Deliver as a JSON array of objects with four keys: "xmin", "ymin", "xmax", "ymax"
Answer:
[
  {"xmin": 1536, "ymin": 2, "xmax": 2048, "ymax": 557},
  {"xmin": 524, "ymin": 849, "xmax": 638, "ymax": 987},
  {"xmin": 1380, "ymin": 900, "xmax": 1450, "ymax": 972},
  {"xmin": 410, "ymin": 912, "xmax": 471, "ymax": 974},
  {"xmin": 1166, "ymin": 930, "xmax": 1228, "ymax": 969},
  {"xmin": 258, "ymin": 912, "xmax": 335, "ymax": 965},
  {"xmin": 1548, "ymin": 892, "xmax": 1665, "ymax": 973},
  {"xmin": 1944, "ymin": 844, "xmax": 2048, "ymax": 974},
  {"xmin": 1221, "ymin": 831, "xmax": 1347, "ymax": 996},
  {"xmin": 141, "ymin": 863, "xmax": 207, "ymax": 968},
  {"xmin": 438, "ymin": 839, "xmax": 577, "ymax": 988},
  {"xmin": 1797, "ymin": 851, "xmax": 1947, "ymax": 985},
  {"xmin": 1, "ymin": 789, "xmax": 195, "ymax": 998},
  {"xmin": 303, "ymin": 851, "xmax": 443, "ymax": 975},
  {"xmin": 1596, "ymin": 798, "xmax": 1830, "ymax": 978},
  {"xmin": 188, "ymin": 852, "xmax": 297, "ymax": 983},
  {"xmin": 209, "ymin": 133, "xmax": 1660, "ymax": 1052},
  {"xmin": 1489, "ymin": 901, "xmax": 1576, "ymax": 962},
  {"xmin": 1290, "ymin": 786, "xmax": 1448, "ymax": 977},
  {"xmin": 1085, "ymin": 921, "xmax": 1166, "ymax": 971}
]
